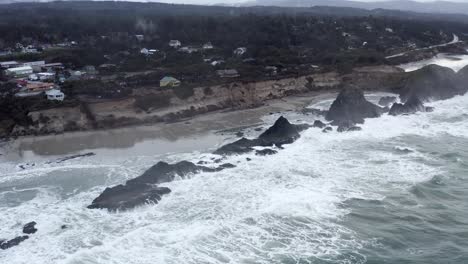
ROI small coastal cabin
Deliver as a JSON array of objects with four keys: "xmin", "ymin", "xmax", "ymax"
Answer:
[
  {"xmin": 160, "ymin": 76, "xmax": 181, "ymax": 87},
  {"xmin": 46, "ymin": 89, "xmax": 65, "ymax": 101},
  {"xmin": 169, "ymin": 40, "xmax": 181, "ymax": 48},
  {"xmin": 203, "ymin": 42, "xmax": 214, "ymax": 50},
  {"xmin": 234, "ymin": 47, "xmax": 247, "ymax": 56}
]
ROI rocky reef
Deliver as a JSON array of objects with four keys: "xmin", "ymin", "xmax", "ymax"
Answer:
[{"xmin": 89, "ymin": 116, "xmax": 309, "ymax": 211}]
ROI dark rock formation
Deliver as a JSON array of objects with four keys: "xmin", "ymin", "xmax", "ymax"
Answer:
[
  {"xmin": 378, "ymin": 96, "xmax": 397, "ymax": 106},
  {"xmin": 389, "ymin": 95, "xmax": 426, "ymax": 116},
  {"xmin": 89, "ymin": 161, "xmax": 220, "ymax": 211},
  {"xmin": 22, "ymin": 222, "xmax": 37, "ymax": 234},
  {"xmin": 399, "ymin": 64, "xmax": 464, "ymax": 102},
  {"xmin": 255, "ymin": 149, "xmax": 278, "ymax": 156},
  {"xmin": 326, "ymin": 87, "xmax": 383, "ymax": 126},
  {"xmin": 312, "ymin": 120, "xmax": 326, "ymax": 128},
  {"xmin": 347, "ymin": 126, "xmax": 363, "ymax": 132},
  {"xmin": 322, "ymin": 127, "xmax": 333, "ymax": 133},
  {"xmin": 214, "ymin": 116, "xmax": 307, "ymax": 155},
  {"xmin": 127, "ymin": 161, "xmax": 216, "ymax": 186},
  {"xmin": 0, "ymin": 236, "xmax": 29, "ymax": 250},
  {"xmin": 302, "ymin": 108, "xmax": 328, "ymax": 116},
  {"xmin": 88, "ymin": 184, "xmax": 171, "ymax": 211}
]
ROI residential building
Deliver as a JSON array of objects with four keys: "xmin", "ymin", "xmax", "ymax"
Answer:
[
  {"xmin": 203, "ymin": 42, "xmax": 214, "ymax": 50},
  {"xmin": 46, "ymin": 89, "xmax": 65, "ymax": 101},
  {"xmin": 41, "ymin": 63, "xmax": 64, "ymax": 72},
  {"xmin": 160, "ymin": 76, "xmax": 181, "ymax": 87},
  {"xmin": 234, "ymin": 47, "xmax": 247, "ymax": 56},
  {"xmin": 140, "ymin": 48, "xmax": 158, "ymax": 55},
  {"xmin": 217, "ymin": 69, "xmax": 240, "ymax": 78},
  {"xmin": 179, "ymin": 46, "xmax": 199, "ymax": 54},
  {"xmin": 0, "ymin": 61, "xmax": 20, "ymax": 69},
  {"xmin": 5, "ymin": 66, "xmax": 33, "ymax": 77},
  {"xmin": 135, "ymin": 35, "xmax": 145, "ymax": 41},
  {"xmin": 169, "ymin": 40, "xmax": 181, "ymax": 48}
]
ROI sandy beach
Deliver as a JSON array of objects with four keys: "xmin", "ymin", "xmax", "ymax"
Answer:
[{"xmin": 0, "ymin": 91, "xmax": 337, "ymax": 162}]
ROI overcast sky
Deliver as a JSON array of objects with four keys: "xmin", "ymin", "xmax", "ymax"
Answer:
[{"xmin": 3, "ymin": 0, "xmax": 468, "ymax": 5}]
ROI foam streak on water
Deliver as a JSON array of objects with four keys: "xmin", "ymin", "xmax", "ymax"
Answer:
[{"xmin": 1, "ymin": 94, "xmax": 468, "ymax": 264}]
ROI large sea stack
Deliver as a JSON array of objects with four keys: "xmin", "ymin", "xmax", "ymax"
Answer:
[
  {"xmin": 326, "ymin": 87, "xmax": 383, "ymax": 126},
  {"xmin": 399, "ymin": 64, "xmax": 463, "ymax": 102}
]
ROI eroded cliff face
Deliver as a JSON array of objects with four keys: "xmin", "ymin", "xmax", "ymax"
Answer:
[{"xmin": 9, "ymin": 66, "xmax": 405, "ymax": 137}]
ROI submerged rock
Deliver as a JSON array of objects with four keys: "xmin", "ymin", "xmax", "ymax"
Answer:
[
  {"xmin": 255, "ymin": 149, "xmax": 278, "ymax": 156},
  {"xmin": 326, "ymin": 87, "xmax": 383, "ymax": 126},
  {"xmin": 214, "ymin": 116, "xmax": 307, "ymax": 155},
  {"xmin": 322, "ymin": 127, "xmax": 333, "ymax": 133},
  {"xmin": 0, "ymin": 236, "xmax": 29, "ymax": 250},
  {"xmin": 312, "ymin": 120, "xmax": 326, "ymax": 128},
  {"xmin": 22, "ymin": 222, "xmax": 37, "ymax": 234},
  {"xmin": 389, "ymin": 95, "xmax": 426, "ymax": 116},
  {"xmin": 378, "ymin": 96, "xmax": 397, "ymax": 107}
]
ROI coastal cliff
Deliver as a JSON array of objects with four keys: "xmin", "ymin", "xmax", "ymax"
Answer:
[{"xmin": 8, "ymin": 66, "xmax": 405, "ymax": 137}]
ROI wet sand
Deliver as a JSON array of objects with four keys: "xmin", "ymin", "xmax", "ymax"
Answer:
[{"xmin": 0, "ymin": 92, "xmax": 336, "ymax": 162}]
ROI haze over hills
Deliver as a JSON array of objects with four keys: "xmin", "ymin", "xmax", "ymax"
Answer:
[{"xmin": 242, "ymin": 0, "xmax": 468, "ymax": 15}]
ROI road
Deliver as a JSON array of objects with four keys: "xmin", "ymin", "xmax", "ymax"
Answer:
[{"xmin": 386, "ymin": 34, "xmax": 460, "ymax": 59}]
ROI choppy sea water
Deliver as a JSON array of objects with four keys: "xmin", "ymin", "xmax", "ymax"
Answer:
[{"xmin": 1, "ymin": 93, "xmax": 468, "ymax": 264}]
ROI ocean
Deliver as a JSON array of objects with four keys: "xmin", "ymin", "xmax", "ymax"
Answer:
[{"xmin": 1, "ymin": 59, "xmax": 468, "ymax": 263}]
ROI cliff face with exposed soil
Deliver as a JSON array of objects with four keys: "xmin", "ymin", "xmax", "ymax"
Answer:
[{"xmin": 8, "ymin": 66, "xmax": 406, "ymax": 137}]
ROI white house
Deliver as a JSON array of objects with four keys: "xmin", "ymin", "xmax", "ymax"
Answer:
[
  {"xmin": 46, "ymin": 89, "xmax": 65, "ymax": 101},
  {"xmin": 179, "ymin": 46, "xmax": 199, "ymax": 54},
  {"xmin": 234, "ymin": 47, "xmax": 247, "ymax": 56},
  {"xmin": 169, "ymin": 40, "xmax": 181, "ymax": 48},
  {"xmin": 203, "ymin": 42, "xmax": 214, "ymax": 50},
  {"xmin": 135, "ymin": 35, "xmax": 144, "ymax": 41},
  {"xmin": 0, "ymin": 61, "xmax": 20, "ymax": 69},
  {"xmin": 6, "ymin": 66, "xmax": 33, "ymax": 77},
  {"xmin": 140, "ymin": 48, "xmax": 159, "ymax": 55}
]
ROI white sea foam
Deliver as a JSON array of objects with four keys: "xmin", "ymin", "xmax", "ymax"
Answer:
[
  {"xmin": 1, "ymin": 94, "xmax": 467, "ymax": 264},
  {"xmin": 399, "ymin": 53, "xmax": 468, "ymax": 72}
]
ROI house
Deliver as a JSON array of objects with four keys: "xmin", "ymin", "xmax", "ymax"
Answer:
[
  {"xmin": 37, "ymin": 72, "xmax": 55, "ymax": 81},
  {"xmin": 24, "ymin": 82, "xmax": 55, "ymax": 92},
  {"xmin": 179, "ymin": 46, "xmax": 199, "ymax": 54},
  {"xmin": 234, "ymin": 47, "xmax": 247, "ymax": 56},
  {"xmin": 0, "ymin": 61, "xmax": 20, "ymax": 69},
  {"xmin": 83, "ymin": 65, "xmax": 98, "ymax": 75},
  {"xmin": 140, "ymin": 48, "xmax": 158, "ymax": 55},
  {"xmin": 135, "ymin": 35, "xmax": 145, "ymax": 41},
  {"xmin": 217, "ymin": 69, "xmax": 240, "ymax": 78},
  {"xmin": 5, "ymin": 66, "xmax": 33, "ymax": 77},
  {"xmin": 385, "ymin": 28, "xmax": 394, "ymax": 33},
  {"xmin": 203, "ymin": 42, "xmax": 214, "ymax": 50},
  {"xmin": 22, "ymin": 45, "xmax": 39, "ymax": 53},
  {"xmin": 211, "ymin": 60, "xmax": 225, "ymax": 66},
  {"xmin": 160, "ymin": 76, "xmax": 181, "ymax": 87},
  {"xmin": 23, "ymin": 61, "xmax": 46, "ymax": 71},
  {"xmin": 169, "ymin": 40, "xmax": 181, "ymax": 48},
  {"xmin": 41, "ymin": 63, "xmax": 64, "ymax": 72},
  {"xmin": 46, "ymin": 89, "xmax": 65, "ymax": 101}
]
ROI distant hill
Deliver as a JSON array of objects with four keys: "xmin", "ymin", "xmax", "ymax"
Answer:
[{"xmin": 243, "ymin": 0, "xmax": 468, "ymax": 16}]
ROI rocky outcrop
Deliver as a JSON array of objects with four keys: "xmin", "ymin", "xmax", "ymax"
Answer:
[
  {"xmin": 22, "ymin": 222, "xmax": 37, "ymax": 234},
  {"xmin": 214, "ymin": 116, "xmax": 307, "ymax": 155},
  {"xmin": 389, "ymin": 95, "xmax": 427, "ymax": 116},
  {"xmin": 326, "ymin": 87, "xmax": 384, "ymax": 126},
  {"xmin": 378, "ymin": 96, "xmax": 397, "ymax": 106},
  {"xmin": 399, "ymin": 64, "xmax": 463, "ymax": 102},
  {"xmin": 0, "ymin": 236, "xmax": 29, "ymax": 250},
  {"xmin": 88, "ymin": 161, "xmax": 220, "ymax": 211},
  {"xmin": 1, "ymin": 222, "xmax": 39, "ymax": 250},
  {"xmin": 312, "ymin": 120, "xmax": 327, "ymax": 128},
  {"xmin": 89, "ymin": 117, "xmax": 309, "ymax": 211}
]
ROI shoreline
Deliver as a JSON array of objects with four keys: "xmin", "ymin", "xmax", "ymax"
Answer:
[{"xmin": 1, "ymin": 91, "xmax": 337, "ymax": 161}]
